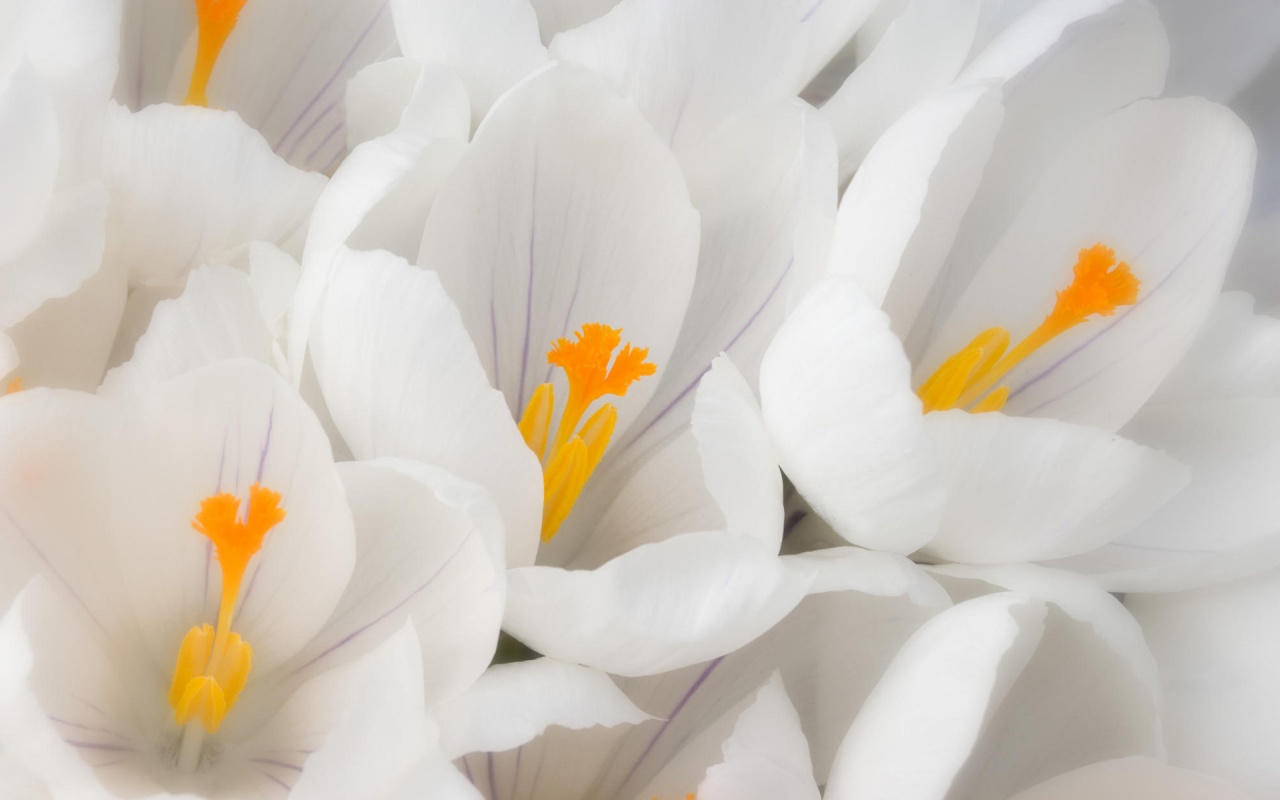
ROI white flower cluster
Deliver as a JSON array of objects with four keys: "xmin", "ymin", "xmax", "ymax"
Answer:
[{"xmin": 0, "ymin": 0, "xmax": 1277, "ymax": 798}]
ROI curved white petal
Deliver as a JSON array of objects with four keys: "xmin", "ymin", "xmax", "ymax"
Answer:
[
  {"xmin": 820, "ymin": 0, "xmax": 983, "ymax": 180},
  {"xmin": 824, "ymin": 593, "xmax": 1046, "ymax": 800},
  {"xmin": 919, "ymin": 411, "xmax": 1188, "ymax": 565},
  {"xmin": 434, "ymin": 658, "xmax": 651, "ymax": 758},
  {"xmin": 691, "ymin": 356, "xmax": 782, "ymax": 549},
  {"xmin": 0, "ymin": 183, "xmax": 108, "ymax": 332},
  {"xmin": 418, "ymin": 62, "xmax": 699, "ymax": 440},
  {"xmin": 1058, "ymin": 398, "xmax": 1280, "ymax": 592},
  {"xmin": 391, "ymin": 0, "xmax": 547, "ymax": 127},
  {"xmin": 112, "ymin": 361, "xmax": 356, "ymax": 675},
  {"xmin": 102, "ymin": 103, "xmax": 326, "ymax": 287},
  {"xmin": 1153, "ymin": 0, "xmax": 1280, "ymax": 102},
  {"xmin": 549, "ymin": 0, "xmax": 805, "ymax": 157},
  {"xmin": 1127, "ymin": 570, "xmax": 1280, "ymax": 799},
  {"xmin": 1152, "ymin": 291, "xmax": 1280, "ymax": 402},
  {"xmin": 287, "ymin": 625, "xmax": 483, "ymax": 800},
  {"xmin": 1009, "ymin": 757, "xmax": 1254, "ymax": 800},
  {"xmin": 918, "ymin": 98, "xmax": 1255, "ymax": 430},
  {"xmin": 309, "ymin": 247, "xmax": 542, "ymax": 568},
  {"xmin": 279, "ymin": 459, "xmax": 504, "ymax": 710},
  {"xmin": 345, "ymin": 58, "xmax": 471, "ymax": 149},
  {"xmin": 694, "ymin": 674, "xmax": 820, "ymax": 800},
  {"xmin": 504, "ymin": 531, "xmax": 812, "ymax": 676},
  {"xmin": 828, "ymin": 80, "xmax": 1002, "ymax": 324},
  {"xmin": 760, "ymin": 276, "xmax": 944, "ymax": 554},
  {"xmin": 617, "ymin": 100, "xmax": 836, "ymax": 464},
  {"xmin": 100, "ymin": 265, "xmax": 275, "ymax": 406},
  {"xmin": 528, "ymin": 0, "xmax": 619, "ymax": 43},
  {"xmin": 123, "ymin": 0, "xmax": 397, "ymax": 172}
]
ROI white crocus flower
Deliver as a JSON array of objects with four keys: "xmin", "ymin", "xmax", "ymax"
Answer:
[
  {"xmin": 758, "ymin": 0, "xmax": 1257, "ymax": 572},
  {"xmin": 824, "ymin": 567, "xmax": 1187, "ymax": 800},
  {"xmin": 0, "ymin": 360, "xmax": 503, "ymax": 797},
  {"xmin": 1126, "ymin": 568, "xmax": 1280, "ymax": 798},
  {"xmin": 430, "ymin": 549, "xmax": 947, "ymax": 798},
  {"xmin": 116, "ymin": 0, "xmax": 398, "ymax": 172}
]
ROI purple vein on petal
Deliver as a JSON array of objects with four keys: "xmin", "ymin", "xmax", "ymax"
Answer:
[
  {"xmin": 516, "ymin": 160, "xmax": 540, "ymax": 413},
  {"xmin": 620, "ymin": 656, "xmax": 725, "ymax": 789},
  {"xmin": 799, "ymin": 0, "xmax": 827, "ymax": 23},
  {"xmin": 287, "ymin": 531, "xmax": 472, "ymax": 676},
  {"xmin": 272, "ymin": 2, "xmax": 390, "ymax": 155}
]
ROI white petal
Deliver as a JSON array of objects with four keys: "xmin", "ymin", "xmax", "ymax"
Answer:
[
  {"xmin": 1067, "ymin": 397, "xmax": 1280, "ymax": 592},
  {"xmin": 1151, "ymin": 291, "xmax": 1280, "ymax": 402},
  {"xmin": 618, "ymin": 99, "xmax": 836, "ymax": 463},
  {"xmin": 288, "ymin": 65, "xmax": 465, "ymax": 378},
  {"xmin": 827, "ymin": 81, "xmax": 1002, "ymax": 322},
  {"xmin": 1127, "ymin": 570, "xmax": 1280, "ymax": 799},
  {"xmin": 794, "ymin": 0, "xmax": 880, "ymax": 90},
  {"xmin": 111, "ymin": 361, "xmax": 356, "ymax": 675},
  {"xmin": 391, "ymin": 0, "xmax": 547, "ymax": 127},
  {"xmin": 0, "ymin": 183, "xmax": 108, "ymax": 331},
  {"xmin": 133, "ymin": 0, "xmax": 397, "ymax": 172},
  {"xmin": 824, "ymin": 593, "xmax": 1046, "ymax": 800},
  {"xmin": 928, "ymin": 572, "xmax": 1163, "ymax": 800},
  {"xmin": 344, "ymin": 58, "xmax": 471, "ymax": 149},
  {"xmin": 434, "ymin": 658, "xmax": 651, "ymax": 758},
  {"xmin": 820, "ymin": 0, "xmax": 982, "ymax": 180},
  {"xmin": 690, "ymin": 356, "xmax": 782, "ymax": 549},
  {"xmin": 287, "ymin": 624, "xmax": 482, "ymax": 800},
  {"xmin": 280, "ymin": 459, "xmax": 504, "ymax": 710},
  {"xmin": 907, "ymin": 0, "xmax": 1169, "ymax": 356},
  {"xmin": 418, "ymin": 62, "xmax": 699, "ymax": 440},
  {"xmin": 759, "ymin": 276, "xmax": 944, "ymax": 554},
  {"xmin": 0, "ymin": 584, "xmax": 144, "ymax": 800},
  {"xmin": 100, "ymin": 265, "xmax": 275, "ymax": 406},
  {"xmin": 549, "ymin": 0, "xmax": 805, "ymax": 157},
  {"xmin": 0, "ymin": 65, "xmax": 58, "ymax": 262},
  {"xmin": 247, "ymin": 241, "xmax": 300, "ymax": 332},
  {"xmin": 694, "ymin": 675, "xmax": 820, "ymax": 800},
  {"xmin": 919, "ymin": 411, "xmax": 1188, "ymax": 564},
  {"xmin": 309, "ymin": 247, "xmax": 543, "ymax": 568},
  {"xmin": 504, "ymin": 531, "xmax": 811, "ymax": 676},
  {"xmin": 102, "ymin": 103, "xmax": 326, "ymax": 287},
  {"xmin": 1008, "ymin": 757, "xmax": 1254, "ymax": 800},
  {"xmin": 918, "ymin": 98, "xmax": 1255, "ymax": 430},
  {"xmin": 0, "ymin": 390, "xmax": 123, "ymax": 628}
]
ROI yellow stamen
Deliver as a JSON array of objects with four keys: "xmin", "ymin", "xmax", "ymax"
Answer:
[
  {"xmin": 168, "ymin": 483, "xmax": 284, "ymax": 733},
  {"xmin": 918, "ymin": 243, "xmax": 1138, "ymax": 414},
  {"xmin": 519, "ymin": 324, "xmax": 656, "ymax": 541},
  {"xmin": 184, "ymin": 0, "xmax": 250, "ymax": 107}
]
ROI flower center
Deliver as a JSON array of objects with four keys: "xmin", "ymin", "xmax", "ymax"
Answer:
[
  {"xmin": 917, "ymin": 243, "xmax": 1139, "ymax": 414},
  {"xmin": 184, "ymin": 0, "xmax": 250, "ymax": 107},
  {"xmin": 518, "ymin": 323, "xmax": 656, "ymax": 541},
  {"xmin": 167, "ymin": 483, "xmax": 284, "ymax": 736}
]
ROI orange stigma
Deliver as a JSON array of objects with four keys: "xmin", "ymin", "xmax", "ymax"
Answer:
[
  {"xmin": 519, "ymin": 324, "xmax": 656, "ymax": 541},
  {"xmin": 184, "ymin": 0, "xmax": 250, "ymax": 107},
  {"xmin": 918, "ymin": 244, "xmax": 1138, "ymax": 414},
  {"xmin": 4, "ymin": 378, "xmax": 22, "ymax": 394},
  {"xmin": 168, "ymin": 483, "xmax": 284, "ymax": 733}
]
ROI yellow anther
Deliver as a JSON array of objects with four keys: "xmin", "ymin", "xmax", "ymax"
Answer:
[
  {"xmin": 185, "ymin": 0, "xmax": 250, "ymax": 107},
  {"xmin": 168, "ymin": 483, "xmax": 283, "ymax": 733},
  {"xmin": 918, "ymin": 243, "xmax": 1139, "ymax": 414},
  {"xmin": 520, "ymin": 324, "xmax": 656, "ymax": 541}
]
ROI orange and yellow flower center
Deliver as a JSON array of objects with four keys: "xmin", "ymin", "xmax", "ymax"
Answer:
[
  {"xmin": 917, "ymin": 243, "xmax": 1139, "ymax": 414},
  {"xmin": 184, "ymin": 0, "xmax": 250, "ymax": 107},
  {"xmin": 168, "ymin": 483, "xmax": 284, "ymax": 733},
  {"xmin": 518, "ymin": 323, "xmax": 656, "ymax": 541}
]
